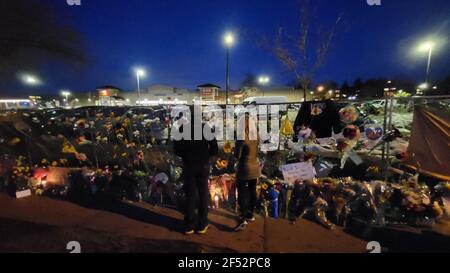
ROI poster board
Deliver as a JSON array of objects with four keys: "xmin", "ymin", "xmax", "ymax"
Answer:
[{"xmin": 279, "ymin": 161, "xmax": 316, "ymax": 184}]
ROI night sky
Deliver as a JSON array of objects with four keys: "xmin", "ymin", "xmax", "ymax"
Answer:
[{"xmin": 8, "ymin": 0, "xmax": 450, "ymax": 95}]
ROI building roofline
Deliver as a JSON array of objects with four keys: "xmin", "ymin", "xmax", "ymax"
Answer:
[{"xmin": 197, "ymin": 83, "xmax": 221, "ymax": 89}]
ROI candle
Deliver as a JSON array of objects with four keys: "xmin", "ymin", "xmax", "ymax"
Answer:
[{"xmin": 214, "ymin": 195, "xmax": 220, "ymax": 209}]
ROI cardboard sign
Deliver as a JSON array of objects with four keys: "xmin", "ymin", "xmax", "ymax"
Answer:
[
  {"xmin": 16, "ymin": 189, "xmax": 32, "ymax": 199},
  {"xmin": 280, "ymin": 161, "xmax": 316, "ymax": 184}
]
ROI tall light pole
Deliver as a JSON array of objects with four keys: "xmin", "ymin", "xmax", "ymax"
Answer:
[
  {"xmin": 223, "ymin": 32, "xmax": 235, "ymax": 105},
  {"xmin": 258, "ymin": 76, "xmax": 270, "ymax": 96},
  {"xmin": 60, "ymin": 90, "xmax": 71, "ymax": 107},
  {"xmin": 61, "ymin": 90, "xmax": 71, "ymax": 100},
  {"xmin": 419, "ymin": 41, "xmax": 434, "ymax": 85},
  {"xmin": 134, "ymin": 68, "xmax": 146, "ymax": 105}
]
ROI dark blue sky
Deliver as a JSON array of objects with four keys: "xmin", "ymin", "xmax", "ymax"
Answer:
[{"xmin": 15, "ymin": 0, "xmax": 450, "ymax": 94}]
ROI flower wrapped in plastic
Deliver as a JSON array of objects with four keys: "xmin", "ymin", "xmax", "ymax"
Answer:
[
  {"xmin": 287, "ymin": 180, "xmax": 334, "ymax": 229},
  {"xmin": 339, "ymin": 105, "xmax": 358, "ymax": 124},
  {"xmin": 280, "ymin": 116, "xmax": 294, "ymax": 137},
  {"xmin": 297, "ymin": 127, "xmax": 312, "ymax": 142},
  {"xmin": 336, "ymin": 125, "xmax": 362, "ymax": 168},
  {"xmin": 342, "ymin": 125, "xmax": 361, "ymax": 141},
  {"xmin": 223, "ymin": 141, "xmax": 232, "ymax": 154}
]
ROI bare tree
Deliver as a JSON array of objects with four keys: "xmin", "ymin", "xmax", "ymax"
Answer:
[
  {"xmin": 261, "ymin": 0, "xmax": 343, "ymax": 101},
  {"xmin": 0, "ymin": 0, "xmax": 86, "ymax": 79}
]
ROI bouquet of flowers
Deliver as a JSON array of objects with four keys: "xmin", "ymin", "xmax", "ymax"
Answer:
[
  {"xmin": 336, "ymin": 125, "xmax": 362, "ymax": 168},
  {"xmin": 339, "ymin": 105, "xmax": 358, "ymax": 124}
]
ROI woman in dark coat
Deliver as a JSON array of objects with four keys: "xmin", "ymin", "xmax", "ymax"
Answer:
[{"xmin": 234, "ymin": 114, "xmax": 261, "ymax": 231}]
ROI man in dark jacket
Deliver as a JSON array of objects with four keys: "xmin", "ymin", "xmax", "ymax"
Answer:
[{"xmin": 173, "ymin": 108, "xmax": 218, "ymax": 235}]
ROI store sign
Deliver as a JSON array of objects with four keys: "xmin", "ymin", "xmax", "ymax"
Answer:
[
  {"xmin": 202, "ymin": 88, "xmax": 213, "ymax": 96},
  {"xmin": 201, "ymin": 88, "xmax": 216, "ymax": 100},
  {"xmin": 99, "ymin": 89, "xmax": 110, "ymax": 97},
  {"xmin": 280, "ymin": 161, "xmax": 316, "ymax": 184}
]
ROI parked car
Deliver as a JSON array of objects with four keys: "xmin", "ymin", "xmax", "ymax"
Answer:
[
  {"xmin": 242, "ymin": 96, "xmax": 287, "ymax": 105},
  {"xmin": 237, "ymin": 96, "xmax": 288, "ymax": 119}
]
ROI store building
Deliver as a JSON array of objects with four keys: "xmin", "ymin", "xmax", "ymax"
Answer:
[
  {"xmin": 122, "ymin": 85, "xmax": 194, "ymax": 105},
  {"xmin": 96, "ymin": 86, "xmax": 127, "ymax": 106}
]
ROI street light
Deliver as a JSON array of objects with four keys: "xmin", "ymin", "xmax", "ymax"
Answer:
[
  {"xmin": 258, "ymin": 76, "xmax": 270, "ymax": 85},
  {"xmin": 60, "ymin": 90, "xmax": 71, "ymax": 107},
  {"xmin": 223, "ymin": 32, "xmax": 235, "ymax": 105},
  {"xmin": 418, "ymin": 82, "xmax": 428, "ymax": 90},
  {"xmin": 60, "ymin": 90, "xmax": 71, "ymax": 100},
  {"xmin": 134, "ymin": 67, "xmax": 146, "ymax": 105},
  {"xmin": 317, "ymin": 85, "xmax": 325, "ymax": 92},
  {"xmin": 419, "ymin": 41, "xmax": 434, "ymax": 85},
  {"xmin": 20, "ymin": 74, "xmax": 41, "ymax": 86},
  {"xmin": 258, "ymin": 76, "xmax": 270, "ymax": 96}
]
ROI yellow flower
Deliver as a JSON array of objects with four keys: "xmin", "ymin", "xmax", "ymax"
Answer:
[
  {"xmin": 8, "ymin": 137, "xmax": 21, "ymax": 145},
  {"xmin": 367, "ymin": 166, "xmax": 380, "ymax": 174},
  {"xmin": 223, "ymin": 141, "xmax": 232, "ymax": 154},
  {"xmin": 62, "ymin": 140, "xmax": 78, "ymax": 154},
  {"xmin": 280, "ymin": 116, "xmax": 294, "ymax": 137}
]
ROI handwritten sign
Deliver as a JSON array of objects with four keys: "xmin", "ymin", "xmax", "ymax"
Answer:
[{"xmin": 280, "ymin": 161, "xmax": 316, "ymax": 184}]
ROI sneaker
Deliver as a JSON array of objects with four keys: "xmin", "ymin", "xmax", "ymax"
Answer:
[
  {"xmin": 184, "ymin": 229, "xmax": 195, "ymax": 235},
  {"xmin": 246, "ymin": 216, "xmax": 256, "ymax": 222},
  {"xmin": 196, "ymin": 225, "xmax": 210, "ymax": 234},
  {"xmin": 234, "ymin": 220, "xmax": 248, "ymax": 231}
]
